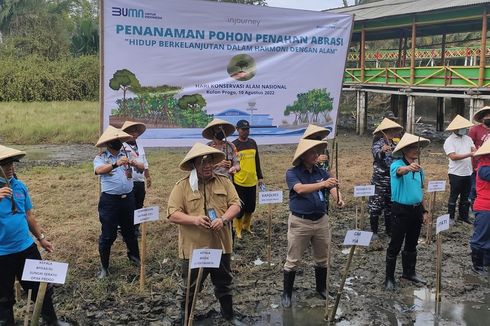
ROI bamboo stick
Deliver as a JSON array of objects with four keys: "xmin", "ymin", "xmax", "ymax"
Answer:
[{"xmin": 329, "ymin": 245, "xmax": 356, "ymax": 322}]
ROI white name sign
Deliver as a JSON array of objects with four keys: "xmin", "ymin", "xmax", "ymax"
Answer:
[
  {"xmin": 190, "ymin": 249, "xmax": 223, "ymax": 269},
  {"xmin": 343, "ymin": 230, "xmax": 373, "ymax": 247},
  {"xmin": 21, "ymin": 259, "xmax": 68, "ymax": 284},
  {"xmin": 259, "ymin": 191, "xmax": 283, "ymax": 205},
  {"xmin": 134, "ymin": 206, "xmax": 160, "ymax": 225},
  {"xmin": 436, "ymin": 214, "xmax": 450, "ymax": 234},
  {"xmin": 427, "ymin": 180, "xmax": 446, "ymax": 193},
  {"xmin": 353, "ymin": 185, "xmax": 376, "ymax": 197}
]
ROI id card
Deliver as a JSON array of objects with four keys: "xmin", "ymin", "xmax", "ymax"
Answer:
[
  {"xmin": 207, "ymin": 208, "xmax": 217, "ymax": 221},
  {"xmin": 318, "ymin": 190, "xmax": 325, "ymax": 201}
]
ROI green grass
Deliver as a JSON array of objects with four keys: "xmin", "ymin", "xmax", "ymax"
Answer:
[{"xmin": 0, "ymin": 101, "xmax": 99, "ymax": 144}]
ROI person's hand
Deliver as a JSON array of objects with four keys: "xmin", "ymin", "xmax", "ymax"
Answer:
[
  {"xmin": 0, "ymin": 186, "xmax": 12, "ymax": 200},
  {"xmin": 423, "ymin": 212, "xmax": 430, "ymax": 224},
  {"xmin": 211, "ymin": 217, "xmax": 224, "ymax": 231},
  {"xmin": 382, "ymin": 144, "xmax": 391, "ymax": 153},
  {"xmin": 470, "ymin": 149, "xmax": 477, "ymax": 157},
  {"xmin": 317, "ymin": 154, "xmax": 328, "ymax": 163},
  {"xmin": 229, "ymin": 166, "xmax": 238, "ymax": 174},
  {"xmin": 40, "ymin": 239, "xmax": 54, "ymax": 253},
  {"xmin": 258, "ymin": 179, "xmax": 264, "ymax": 187},
  {"xmin": 117, "ymin": 157, "xmax": 129, "ymax": 166},
  {"xmin": 146, "ymin": 177, "xmax": 152, "ymax": 188},
  {"xmin": 323, "ymin": 178, "xmax": 338, "ymax": 188},
  {"xmin": 336, "ymin": 198, "xmax": 345, "ymax": 208},
  {"xmin": 194, "ymin": 215, "xmax": 211, "ymax": 228},
  {"xmin": 406, "ymin": 163, "xmax": 421, "ymax": 172}
]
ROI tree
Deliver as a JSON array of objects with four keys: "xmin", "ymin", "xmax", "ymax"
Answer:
[
  {"xmin": 177, "ymin": 94, "xmax": 207, "ymax": 127},
  {"xmin": 109, "ymin": 69, "xmax": 141, "ymax": 115},
  {"xmin": 284, "ymin": 89, "xmax": 333, "ymax": 124}
]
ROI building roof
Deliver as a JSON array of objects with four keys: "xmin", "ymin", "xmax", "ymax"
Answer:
[{"xmin": 331, "ymin": 0, "xmax": 490, "ymax": 22}]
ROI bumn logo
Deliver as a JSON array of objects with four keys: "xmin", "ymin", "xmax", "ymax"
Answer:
[{"xmin": 111, "ymin": 7, "xmax": 144, "ymax": 18}]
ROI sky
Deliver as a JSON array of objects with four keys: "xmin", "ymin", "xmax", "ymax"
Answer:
[{"xmin": 266, "ymin": 0, "xmax": 352, "ymax": 11}]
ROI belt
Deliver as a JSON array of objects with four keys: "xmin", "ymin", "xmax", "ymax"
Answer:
[
  {"xmin": 393, "ymin": 202, "xmax": 423, "ymax": 209},
  {"xmin": 291, "ymin": 212, "xmax": 324, "ymax": 221},
  {"xmin": 102, "ymin": 192, "xmax": 131, "ymax": 199}
]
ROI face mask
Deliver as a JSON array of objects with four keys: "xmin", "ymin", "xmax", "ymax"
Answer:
[
  {"xmin": 392, "ymin": 137, "xmax": 400, "ymax": 144},
  {"xmin": 484, "ymin": 119, "xmax": 490, "ymax": 127},
  {"xmin": 108, "ymin": 140, "xmax": 123, "ymax": 151},
  {"xmin": 455, "ymin": 129, "xmax": 467, "ymax": 136},
  {"xmin": 214, "ymin": 131, "xmax": 225, "ymax": 140}
]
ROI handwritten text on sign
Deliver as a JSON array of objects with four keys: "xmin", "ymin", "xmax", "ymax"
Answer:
[
  {"xmin": 353, "ymin": 185, "xmax": 376, "ymax": 197},
  {"xmin": 436, "ymin": 214, "xmax": 450, "ymax": 234},
  {"xmin": 21, "ymin": 259, "xmax": 68, "ymax": 284},
  {"xmin": 134, "ymin": 206, "xmax": 160, "ymax": 225},
  {"xmin": 428, "ymin": 180, "xmax": 446, "ymax": 193},
  {"xmin": 190, "ymin": 249, "xmax": 223, "ymax": 269},
  {"xmin": 343, "ymin": 230, "xmax": 373, "ymax": 247},
  {"xmin": 259, "ymin": 191, "xmax": 283, "ymax": 205}
]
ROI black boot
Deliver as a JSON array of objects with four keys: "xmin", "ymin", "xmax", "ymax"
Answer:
[
  {"xmin": 98, "ymin": 247, "xmax": 110, "ymax": 279},
  {"xmin": 0, "ymin": 304, "xmax": 15, "ymax": 326},
  {"xmin": 281, "ymin": 270, "xmax": 296, "ymax": 308},
  {"xmin": 219, "ymin": 295, "xmax": 233, "ymax": 320},
  {"xmin": 384, "ymin": 214, "xmax": 392, "ymax": 237},
  {"xmin": 41, "ymin": 286, "xmax": 71, "ymax": 326},
  {"xmin": 314, "ymin": 267, "xmax": 328, "ymax": 299},
  {"xmin": 370, "ymin": 214, "xmax": 379, "ymax": 239},
  {"xmin": 471, "ymin": 248, "xmax": 485, "ymax": 275},
  {"xmin": 401, "ymin": 251, "xmax": 427, "ymax": 284},
  {"xmin": 448, "ymin": 202, "xmax": 456, "ymax": 221},
  {"xmin": 128, "ymin": 253, "xmax": 141, "ymax": 267},
  {"xmin": 384, "ymin": 254, "xmax": 397, "ymax": 290},
  {"xmin": 459, "ymin": 202, "xmax": 472, "ymax": 224}
]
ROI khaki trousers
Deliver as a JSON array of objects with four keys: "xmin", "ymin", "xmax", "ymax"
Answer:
[{"xmin": 284, "ymin": 213, "xmax": 330, "ymax": 271}]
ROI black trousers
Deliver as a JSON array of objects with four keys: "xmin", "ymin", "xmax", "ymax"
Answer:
[
  {"xmin": 98, "ymin": 192, "xmax": 139, "ymax": 259},
  {"xmin": 448, "ymin": 174, "xmax": 471, "ymax": 218},
  {"xmin": 233, "ymin": 184, "xmax": 256, "ymax": 218},
  {"xmin": 0, "ymin": 244, "xmax": 57, "ymax": 324},
  {"xmin": 180, "ymin": 254, "xmax": 233, "ymax": 309},
  {"xmin": 133, "ymin": 181, "xmax": 146, "ymax": 210},
  {"xmin": 387, "ymin": 203, "xmax": 423, "ymax": 258}
]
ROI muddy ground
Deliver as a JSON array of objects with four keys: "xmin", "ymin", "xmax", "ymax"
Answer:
[{"xmin": 11, "ymin": 124, "xmax": 490, "ymax": 326}]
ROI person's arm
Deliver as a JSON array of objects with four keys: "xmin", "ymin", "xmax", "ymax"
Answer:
[
  {"xmin": 0, "ymin": 186, "xmax": 12, "ymax": 201},
  {"xmin": 228, "ymin": 143, "xmax": 241, "ymax": 174},
  {"xmin": 169, "ymin": 210, "xmax": 211, "ymax": 228},
  {"xmin": 26, "ymin": 210, "xmax": 54, "ymax": 253},
  {"xmin": 254, "ymin": 141, "xmax": 264, "ymax": 181},
  {"xmin": 329, "ymin": 187, "xmax": 345, "ymax": 208},
  {"xmin": 447, "ymin": 152, "xmax": 473, "ymax": 161},
  {"xmin": 144, "ymin": 169, "xmax": 152, "ymax": 188},
  {"xmin": 94, "ymin": 155, "xmax": 129, "ymax": 175}
]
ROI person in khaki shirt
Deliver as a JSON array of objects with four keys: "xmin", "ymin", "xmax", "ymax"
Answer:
[{"xmin": 167, "ymin": 143, "xmax": 241, "ymax": 324}]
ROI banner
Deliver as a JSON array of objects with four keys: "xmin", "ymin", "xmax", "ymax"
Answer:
[{"xmin": 102, "ymin": 0, "xmax": 353, "ymax": 146}]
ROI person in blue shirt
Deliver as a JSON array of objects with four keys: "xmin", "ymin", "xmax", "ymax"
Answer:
[
  {"xmin": 385, "ymin": 133, "xmax": 430, "ymax": 290},
  {"xmin": 0, "ymin": 145, "xmax": 69, "ymax": 326},
  {"xmin": 94, "ymin": 126, "xmax": 144, "ymax": 279},
  {"xmin": 282, "ymin": 139, "xmax": 345, "ymax": 308}
]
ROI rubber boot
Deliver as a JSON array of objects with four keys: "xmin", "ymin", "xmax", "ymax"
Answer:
[
  {"xmin": 219, "ymin": 295, "xmax": 233, "ymax": 320},
  {"xmin": 127, "ymin": 252, "xmax": 141, "ymax": 267},
  {"xmin": 177, "ymin": 298, "xmax": 192, "ymax": 326},
  {"xmin": 448, "ymin": 202, "xmax": 456, "ymax": 221},
  {"xmin": 369, "ymin": 214, "xmax": 379, "ymax": 239},
  {"xmin": 40, "ymin": 286, "xmax": 71, "ymax": 326},
  {"xmin": 98, "ymin": 247, "xmax": 110, "ymax": 279},
  {"xmin": 281, "ymin": 270, "xmax": 296, "ymax": 308},
  {"xmin": 0, "ymin": 304, "xmax": 15, "ymax": 326},
  {"xmin": 242, "ymin": 213, "xmax": 254, "ymax": 234},
  {"xmin": 384, "ymin": 214, "xmax": 392, "ymax": 237},
  {"xmin": 401, "ymin": 251, "xmax": 427, "ymax": 284},
  {"xmin": 384, "ymin": 254, "xmax": 397, "ymax": 290},
  {"xmin": 233, "ymin": 218, "xmax": 243, "ymax": 239},
  {"xmin": 471, "ymin": 248, "xmax": 485, "ymax": 275},
  {"xmin": 314, "ymin": 267, "xmax": 328, "ymax": 299},
  {"xmin": 459, "ymin": 201, "xmax": 472, "ymax": 224}
]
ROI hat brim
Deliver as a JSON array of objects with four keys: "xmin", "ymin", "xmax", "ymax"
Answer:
[
  {"xmin": 392, "ymin": 140, "xmax": 430, "ymax": 158},
  {"xmin": 122, "ymin": 123, "xmax": 146, "ymax": 136},
  {"xmin": 473, "ymin": 108, "xmax": 490, "ymax": 123},
  {"xmin": 292, "ymin": 141, "xmax": 328, "ymax": 166},
  {"xmin": 0, "ymin": 154, "xmax": 25, "ymax": 165},
  {"xmin": 179, "ymin": 152, "xmax": 225, "ymax": 171},
  {"xmin": 96, "ymin": 135, "xmax": 133, "ymax": 147},
  {"xmin": 202, "ymin": 124, "xmax": 236, "ymax": 140},
  {"xmin": 303, "ymin": 130, "xmax": 330, "ymax": 140}
]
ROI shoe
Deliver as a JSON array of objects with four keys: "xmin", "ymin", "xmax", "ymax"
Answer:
[
  {"xmin": 98, "ymin": 247, "xmax": 111, "ymax": 279},
  {"xmin": 281, "ymin": 270, "xmax": 296, "ymax": 308},
  {"xmin": 242, "ymin": 213, "xmax": 253, "ymax": 233},
  {"xmin": 233, "ymin": 218, "xmax": 243, "ymax": 239},
  {"xmin": 371, "ymin": 233, "xmax": 379, "ymax": 241},
  {"xmin": 385, "ymin": 254, "xmax": 397, "ymax": 290},
  {"xmin": 401, "ymin": 251, "xmax": 427, "ymax": 285},
  {"xmin": 471, "ymin": 248, "xmax": 485, "ymax": 275},
  {"xmin": 97, "ymin": 266, "xmax": 109, "ymax": 279},
  {"xmin": 128, "ymin": 255, "xmax": 141, "ymax": 267},
  {"xmin": 460, "ymin": 218, "xmax": 472, "ymax": 225}
]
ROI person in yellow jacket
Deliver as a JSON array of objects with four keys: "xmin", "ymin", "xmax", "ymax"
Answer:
[{"xmin": 232, "ymin": 120, "xmax": 264, "ymax": 238}]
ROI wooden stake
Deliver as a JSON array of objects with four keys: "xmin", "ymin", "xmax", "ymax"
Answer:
[
  {"xmin": 426, "ymin": 192, "xmax": 436, "ymax": 244},
  {"xmin": 184, "ymin": 260, "xmax": 192, "ymax": 326},
  {"xmin": 31, "ymin": 282, "xmax": 47, "ymax": 326},
  {"xmin": 435, "ymin": 234, "xmax": 442, "ymax": 302},
  {"xmin": 14, "ymin": 279, "xmax": 21, "ymax": 302},
  {"xmin": 329, "ymin": 245, "xmax": 356, "ymax": 322},
  {"xmin": 188, "ymin": 267, "xmax": 204, "ymax": 326},
  {"xmin": 268, "ymin": 204, "xmax": 272, "ymax": 267},
  {"xmin": 324, "ymin": 227, "xmax": 333, "ymax": 321},
  {"xmin": 360, "ymin": 197, "xmax": 366, "ymax": 230},
  {"xmin": 24, "ymin": 289, "xmax": 32, "ymax": 326},
  {"xmin": 139, "ymin": 222, "xmax": 148, "ymax": 291}
]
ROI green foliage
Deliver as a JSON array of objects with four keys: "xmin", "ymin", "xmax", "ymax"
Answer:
[
  {"xmin": 284, "ymin": 89, "xmax": 334, "ymax": 125},
  {"xmin": 0, "ymin": 55, "xmax": 99, "ymax": 101},
  {"xmin": 177, "ymin": 94, "xmax": 208, "ymax": 127},
  {"xmin": 0, "ymin": 101, "xmax": 98, "ymax": 144}
]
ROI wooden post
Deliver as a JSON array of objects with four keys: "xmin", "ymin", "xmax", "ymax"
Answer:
[
  {"xmin": 15, "ymin": 279, "xmax": 21, "ymax": 302},
  {"xmin": 406, "ymin": 95, "xmax": 416, "ymax": 134},
  {"xmin": 436, "ymin": 97, "xmax": 444, "ymax": 132},
  {"xmin": 435, "ymin": 234, "xmax": 442, "ymax": 302},
  {"xmin": 31, "ymin": 282, "xmax": 48, "ymax": 326},
  {"xmin": 410, "ymin": 18, "xmax": 417, "ymax": 85},
  {"xmin": 361, "ymin": 28, "xmax": 366, "ymax": 83},
  {"xmin": 268, "ymin": 204, "xmax": 272, "ymax": 267},
  {"xmin": 188, "ymin": 268, "xmax": 204, "ymax": 326},
  {"xmin": 24, "ymin": 289, "xmax": 32, "ymax": 326},
  {"xmin": 324, "ymin": 227, "xmax": 333, "ymax": 321},
  {"xmin": 139, "ymin": 222, "xmax": 148, "ymax": 291},
  {"xmin": 397, "ymin": 33, "xmax": 403, "ymax": 67},
  {"xmin": 184, "ymin": 256, "xmax": 193, "ymax": 326},
  {"xmin": 441, "ymin": 33, "xmax": 446, "ymax": 66},
  {"xmin": 426, "ymin": 192, "xmax": 436, "ymax": 244},
  {"xmin": 328, "ymin": 245, "xmax": 356, "ymax": 322},
  {"xmin": 360, "ymin": 197, "xmax": 366, "ymax": 230},
  {"xmin": 479, "ymin": 8, "xmax": 487, "ymax": 87},
  {"xmin": 98, "ymin": 0, "xmax": 105, "ymax": 135}
]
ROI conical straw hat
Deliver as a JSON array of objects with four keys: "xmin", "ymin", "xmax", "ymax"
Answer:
[
  {"xmin": 473, "ymin": 106, "xmax": 490, "ymax": 123},
  {"xmin": 373, "ymin": 118, "xmax": 403, "ymax": 135},
  {"xmin": 121, "ymin": 121, "xmax": 146, "ymax": 136},
  {"xmin": 0, "ymin": 145, "xmax": 26, "ymax": 164},
  {"xmin": 179, "ymin": 143, "xmax": 226, "ymax": 171},
  {"xmin": 392, "ymin": 133, "xmax": 430, "ymax": 158},
  {"xmin": 446, "ymin": 115, "xmax": 474, "ymax": 131},
  {"xmin": 95, "ymin": 126, "xmax": 133, "ymax": 147},
  {"xmin": 473, "ymin": 139, "xmax": 490, "ymax": 156},
  {"xmin": 301, "ymin": 124, "xmax": 330, "ymax": 140},
  {"xmin": 202, "ymin": 119, "xmax": 236, "ymax": 140},
  {"xmin": 292, "ymin": 139, "xmax": 328, "ymax": 166}
]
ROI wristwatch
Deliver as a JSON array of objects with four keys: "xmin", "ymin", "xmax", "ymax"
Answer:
[{"xmin": 37, "ymin": 233, "xmax": 45, "ymax": 241}]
